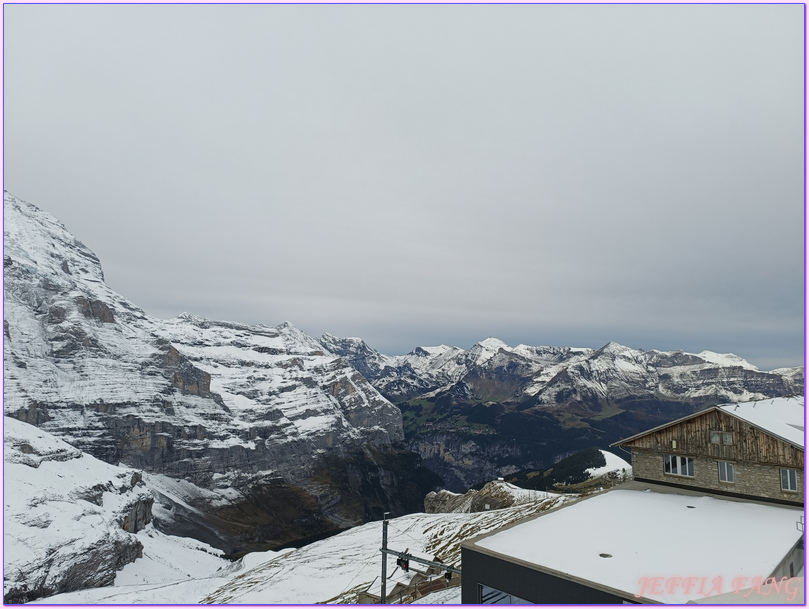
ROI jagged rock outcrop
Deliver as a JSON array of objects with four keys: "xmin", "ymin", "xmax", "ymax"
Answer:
[
  {"xmin": 75, "ymin": 296, "xmax": 115, "ymax": 323},
  {"xmin": 424, "ymin": 479, "xmax": 558, "ymax": 513},
  {"xmin": 3, "ymin": 192, "xmax": 438, "ymax": 560}
]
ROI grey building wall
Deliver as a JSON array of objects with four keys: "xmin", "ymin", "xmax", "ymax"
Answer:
[
  {"xmin": 770, "ymin": 539, "xmax": 805, "ymax": 580},
  {"xmin": 633, "ymin": 449, "xmax": 804, "ymax": 503},
  {"xmin": 461, "ymin": 547, "xmax": 635, "ymax": 604}
]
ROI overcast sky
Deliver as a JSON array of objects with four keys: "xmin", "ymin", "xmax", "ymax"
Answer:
[{"xmin": 3, "ymin": 4, "xmax": 804, "ymax": 369}]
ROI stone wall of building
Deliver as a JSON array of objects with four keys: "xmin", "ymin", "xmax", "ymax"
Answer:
[{"xmin": 632, "ymin": 449, "xmax": 803, "ymax": 503}]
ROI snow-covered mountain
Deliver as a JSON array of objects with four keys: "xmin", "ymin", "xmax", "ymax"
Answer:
[
  {"xmin": 324, "ymin": 334, "xmax": 801, "ymax": 407},
  {"xmin": 3, "ymin": 192, "xmax": 438, "ymax": 556},
  {"xmin": 6, "ymin": 415, "xmax": 563, "ymax": 605},
  {"xmin": 319, "ymin": 333, "xmax": 467, "ymax": 400},
  {"xmin": 322, "ymin": 334, "xmax": 802, "ymax": 491}
]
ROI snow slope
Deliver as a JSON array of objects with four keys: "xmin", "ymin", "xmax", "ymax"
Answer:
[
  {"xmin": 425, "ymin": 479, "xmax": 564, "ymax": 514},
  {"xmin": 31, "ymin": 493, "xmax": 568, "ymax": 604},
  {"xmin": 411, "ymin": 587, "xmax": 462, "ymax": 604},
  {"xmin": 585, "ymin": 450, "xmax": 632, "ymax": 479}
]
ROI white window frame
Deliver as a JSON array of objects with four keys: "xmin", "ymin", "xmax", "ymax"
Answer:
[
  {"xmin": 780, "ymin": 468, "xmax": 798, "ymax": 492},
  {"xmin": 664, "ymin": 454, "xmax": 695, "ymax": 477},
  {"xmin": 718, "ymin": 461, "xmax": 734, "ymax": 483}
]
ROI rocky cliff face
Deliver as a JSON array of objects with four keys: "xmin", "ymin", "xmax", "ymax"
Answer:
[
  {"xmin": 3, "ymin": 192, "xmax": 438, "ymax": 555},
  {"xmin": 325, "ymin": 335, "xmax": 803, "ymax": 492},
  {"xmin": 319, "ymin": 334, "xmax": 467, "ymax": 400}
]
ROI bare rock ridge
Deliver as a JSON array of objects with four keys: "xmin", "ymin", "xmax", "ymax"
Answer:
[{"xmin": 3, "ymin": 192, "xmax": 440, "ymax": 560}]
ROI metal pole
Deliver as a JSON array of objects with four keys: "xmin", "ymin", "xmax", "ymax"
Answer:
[
  {"xmin": 381, "ymin": 512, "xmax": 390, "ymax": 604},
  {"xmin": 379, "ymin": 549, "xmax": 462, "ymax": 575}
]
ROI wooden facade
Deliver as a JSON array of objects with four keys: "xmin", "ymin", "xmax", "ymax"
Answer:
[
  {"xmin": 614, "ymin": 406, "xmax": 804, "ymax": 505},
  {"xmin": 618, "ymin": 408, "xmax": 803, "ymax": 468}
]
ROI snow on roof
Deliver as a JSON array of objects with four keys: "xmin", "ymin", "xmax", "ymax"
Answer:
[
  {"xmin": 687, "ymin": 576, "xmax": 804, "ymax": 604},
  {"xmin": 719, "ymin": 396, "xmax": 805, "ymax": 449},
  {"xmin": 469, "ymin": 489, "xmax": 803, "ymax": 604},
  {"xmin": 613, "ymin": 396, "xmax": 806, "ymax": 450}
]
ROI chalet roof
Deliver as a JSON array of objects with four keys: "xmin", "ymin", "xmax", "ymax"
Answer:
[
  {"xmin": 611, "ymin": 396, "xmax": 805, "ymax": 450},
  {"xmin": 463, "ymin": 488, "xmax": 803, "ymax": 604},
  {"xmin": 719, "ymin": 398, "xmax": 805, "ymax": 449}
]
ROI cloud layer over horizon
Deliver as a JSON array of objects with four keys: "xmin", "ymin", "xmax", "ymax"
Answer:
[{"xmin": 4, "ymin": 4, "xmax": 804, "ymax": 369}]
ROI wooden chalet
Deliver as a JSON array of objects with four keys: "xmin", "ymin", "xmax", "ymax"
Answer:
[{"xmin": 611, "ymin": 397, "xmax": 804, "ymax": 506}]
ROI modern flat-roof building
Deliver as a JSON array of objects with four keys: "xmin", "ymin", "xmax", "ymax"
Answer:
[{"xmin": 461, "ymin": 484, "xmax": 804, "ymax": 603}]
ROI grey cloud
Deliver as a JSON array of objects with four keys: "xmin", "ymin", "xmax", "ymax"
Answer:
[{"xmin": 4, "ymin": 3, "xmax": 803, "ymax": 369}]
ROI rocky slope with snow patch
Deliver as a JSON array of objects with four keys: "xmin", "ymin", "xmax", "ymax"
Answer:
[
  {"xmin": 3, "ymin": 191, "xmax": 438, "ymax": 555},
  {"xmin": 424, "ymin": 479, "xmax": 564, "ymax": 514},
  {"xmin": 4, "ymin": 417, "xmax": 153, "ymax": 603}
]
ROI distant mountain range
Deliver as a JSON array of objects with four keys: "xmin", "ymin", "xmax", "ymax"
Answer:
[{"xmin": 319, "ymin": 333, "xmax": 803, "ymax": 490}]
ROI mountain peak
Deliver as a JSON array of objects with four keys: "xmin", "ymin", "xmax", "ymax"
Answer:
[
  {"xmin": 409, "ymin": 345, "xmax": 457, "ymax": 357},
  {"xmin": 594, "ymin": 341, "xmax": 632, "ymax": 356},
  {"xmin": 465, "ymin": 337, "xmax": 512, "ymax": 367},
  {"xmin": 475, "ymin": 337, "xmax": 510, "ymax": 350},
  {"xmin": 4, "ymin": 191, "xmax": 106, "ymax": 284}
]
